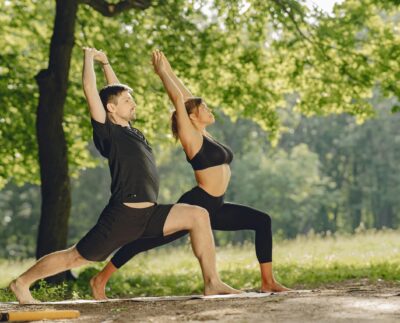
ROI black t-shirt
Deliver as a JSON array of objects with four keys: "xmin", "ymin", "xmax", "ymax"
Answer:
[{"xmin": 91, "ymin": 118, "xmax": 159, "ymax": 204}]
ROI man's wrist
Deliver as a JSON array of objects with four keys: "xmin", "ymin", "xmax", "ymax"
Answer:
[
  {"xmin": 101, "ymin": 61, "xmax": 110, "ymax": 66},
  {"xmin": 84, "ymin": 53, "xmax": 95, "ymax": 61}
]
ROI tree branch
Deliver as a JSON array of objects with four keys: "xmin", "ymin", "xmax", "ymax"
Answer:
[
  {"xmin": 272, "ymin": 0, "xmax": 395, "ymax": 78},
  {"xmin": 273, "ymin": 0, "xmax": 311, "ymax": 42},
  {"xmin": 78, "ymin": 0, "xmax": 152, "ymax": 17}
]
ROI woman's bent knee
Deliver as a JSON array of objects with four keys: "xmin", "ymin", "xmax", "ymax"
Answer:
[
  {"xmin": 263, "ymin": 213, "xmax": 272, "ymax": 226},
  {"xmin": 249, "ymin": 212, "xmax": 271, "ymax": 232},
  {"xmin": 257, "ymin": 213, "xmax": 272, "ymax": 231}
]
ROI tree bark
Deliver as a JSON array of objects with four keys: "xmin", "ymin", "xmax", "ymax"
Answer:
[
  {"xmin": 35, "ymin": 0, "xmax": 78, "ymax": 283},
  {"xmin": 350, "ymin": 161, "xmax": 362, "ymax": 231}
]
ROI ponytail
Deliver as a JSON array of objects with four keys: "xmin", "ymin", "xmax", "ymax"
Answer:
[
  {"xmin": 170, "ymin": 97, "xmax": 204, "ymax": 140},
  {"xmin": 171, "ymin": 111, "xmax": 179, "ymax": 140}
]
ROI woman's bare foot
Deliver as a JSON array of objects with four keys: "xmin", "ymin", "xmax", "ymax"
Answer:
[
  {"xmin": 261, "ymin": 281, "xmax": 291, "ymax": 293},
  {"xmin": 9, "ymin": 279, "xmax": 40, "ymax": 304},
  {"xmin": 204, "ymin": 279, "xmax": 242, "ymax": 296},
  {"xmin": 90, "ymin": 274, "xmax": 108, "ymax": 300}
]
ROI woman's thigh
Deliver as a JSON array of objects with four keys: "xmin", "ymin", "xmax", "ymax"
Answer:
[{"xmin": 211, "ymin": 202, "xmax": 271, "ymax": 231}]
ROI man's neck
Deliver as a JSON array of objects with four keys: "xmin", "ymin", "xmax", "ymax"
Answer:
[{"xmin": 108, "ymin": 114, "xmax": 130, "ymax": 127}]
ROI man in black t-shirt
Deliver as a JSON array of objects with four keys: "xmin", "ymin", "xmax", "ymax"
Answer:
[{"xmin": 9, "ymin": 48, "xmax": 239, "ymax": 304}]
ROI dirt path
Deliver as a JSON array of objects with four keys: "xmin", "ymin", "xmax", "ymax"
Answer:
[{"xmin": 1, "ymin": 280, "xmax": 400, "ymax": 322}]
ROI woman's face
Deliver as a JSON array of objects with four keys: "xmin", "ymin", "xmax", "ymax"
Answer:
[{"xmin": 193, "ymin": 102, "xmax": 215, "ymax": 125}]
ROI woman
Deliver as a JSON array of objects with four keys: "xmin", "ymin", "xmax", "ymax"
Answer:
[{"xmin": 90, "ymin": 50, "xmax": 289, "ymax": 299}]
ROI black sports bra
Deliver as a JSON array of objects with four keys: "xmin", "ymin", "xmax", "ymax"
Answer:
[{"xmin": 186, "ymin": 135, "xmax": 234, "ymax": 171}]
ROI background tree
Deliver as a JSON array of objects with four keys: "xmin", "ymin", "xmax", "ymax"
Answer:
[{"xmin": 0, "ymin": 0, "xmax": 398, "ymax": 281}]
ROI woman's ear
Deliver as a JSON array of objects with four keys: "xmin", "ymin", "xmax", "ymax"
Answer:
[{"xmin": 189, "ymin": 113, "xmax": 197, "ymax": 121}]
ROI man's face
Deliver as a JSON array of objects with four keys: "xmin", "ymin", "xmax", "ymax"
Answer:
[{"xmin": 114, "ymin": 91, "xmax": 137, "ymax": 121}]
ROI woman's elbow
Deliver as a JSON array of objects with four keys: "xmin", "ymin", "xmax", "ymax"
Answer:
[{"xmin": 171, "ymin": 94, "xmax": 184, "ymax": 106}]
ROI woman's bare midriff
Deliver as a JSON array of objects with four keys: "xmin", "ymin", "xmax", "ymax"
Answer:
[
  {"xmin": 194, "ymin": 164, "xmax": 231, "ymax": 197},
  {"xmin": 123, "ymin": 202, "xmax": 155, "ymax": 208}
]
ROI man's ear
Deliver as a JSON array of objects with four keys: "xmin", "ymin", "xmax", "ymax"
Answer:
[{"xmin": 107, "ymin": 102, "xmax": 116, "ymax": 113}]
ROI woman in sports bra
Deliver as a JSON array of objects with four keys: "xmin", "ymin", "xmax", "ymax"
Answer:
[{"xmin": 90, "ymin": 50, "xmax": 289, "ymax": 299}]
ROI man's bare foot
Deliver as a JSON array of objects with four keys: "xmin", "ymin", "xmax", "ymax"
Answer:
[
  {"xmin": 204, "ymin": 280, "xmax": 242, "ymax": 296},
  {"xmin": 261, "ymin": 281, "xmax": 291, "ymax": 293},
  {"xmin": 9, "ymin": 279, "xmax": 40, "ymax": 304},
  {"xmin": 90, "ymin": 275, "xmax": 108, "ymax": 300}
]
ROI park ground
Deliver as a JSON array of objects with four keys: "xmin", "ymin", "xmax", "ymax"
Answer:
[
  {"xmin": 1, "ymin": 230, "xmax": 400, "ymax": 321},
  {"xmin": 1, "ymin": 280, "xmax": 399, "ymax": 322}
]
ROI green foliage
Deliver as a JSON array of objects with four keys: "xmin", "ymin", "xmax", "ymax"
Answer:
[
  {"xmin": 283, "ymin": 0, "xmax": 400, "ymax": 119},
  {"xmin": 0, "ymin": 280, "xmax": 80, "ymax": 303},
  {"xmin": 0, "ymin": 184, "xmax": 40, "ymax": 258},
  {"xmin": 229, "ymin": 143, "xmax": 336, "ymax": 238},
  {"xmin": 0, "ymin": 0, "xmax": 52, "ymax": 187},
  {"xmin": 30, "ymin": 281, "xmax": 75, "ymax": 302},
  {"xmin": 0, "ymin": 0, "xmax": 399, "ymax": 188},
  {"xmin": 285, "ymin": 98, "xmax": 400, "ymax": 232},
  {"xmin": 0, "ymin": 288, "xmax": 13, "ymax": 302}
]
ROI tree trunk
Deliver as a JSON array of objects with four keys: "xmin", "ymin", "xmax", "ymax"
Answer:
[
  {"xmin": 35, "ymin": 0, "xmax": 78, "ymax": 283},
  {"xmin": 350, "ymin": 161, "xmax": 363, "ymax": 231},
  {"xmin": 379, "ymin": 204, "xmax": 394, "ymax": 228}
]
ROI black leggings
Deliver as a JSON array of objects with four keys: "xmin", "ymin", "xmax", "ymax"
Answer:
[{"xmin": 111, "ymin": 186, "xmax": 272, "ymax": 268}]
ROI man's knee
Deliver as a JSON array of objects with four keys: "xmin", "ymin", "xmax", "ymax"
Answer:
[
  {"xmin": 190, "ymin": 206, "xmax": 210, "ymax": 227},
  {"xmin": 69, "ymin": 246, "xmax": 91, "ymax": 266}
]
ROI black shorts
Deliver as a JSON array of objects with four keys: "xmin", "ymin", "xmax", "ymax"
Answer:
[{"xmin": 76, "ymin": 203, "xmax": 173, "ymax": 261}]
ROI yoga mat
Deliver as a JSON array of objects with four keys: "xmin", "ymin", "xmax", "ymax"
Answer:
[
  {"xmin": 4, "ymin": 291, "xmax": 313, "ymax": 305},
  {"xmin": 36, "ymin": 292, "xmax": 277, "ymax": 304}
]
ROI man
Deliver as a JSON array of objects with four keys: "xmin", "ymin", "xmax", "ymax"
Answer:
[{"xmin": 9, "ymin": 48, "xmax": 238, "ymax": 304}]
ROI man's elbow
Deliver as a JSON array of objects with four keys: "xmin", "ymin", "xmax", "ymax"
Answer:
[{"xmin": 83, "ymin": 82, "xmax": 97, "ymax": 94}]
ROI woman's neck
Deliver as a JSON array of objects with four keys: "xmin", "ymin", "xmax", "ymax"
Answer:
[{"xmin": 193, "ymin": 122, "xmax": 207, "ymax": 135}]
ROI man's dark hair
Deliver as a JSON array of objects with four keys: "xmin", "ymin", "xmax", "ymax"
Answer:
[{"xmin": 99, "ymin": 84, "xmax": 133, "ymax": 112}]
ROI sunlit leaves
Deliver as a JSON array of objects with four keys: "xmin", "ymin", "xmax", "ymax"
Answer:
[{"xmin": 0, "ymin": 0, "xmax": 398, "ymax": 188}]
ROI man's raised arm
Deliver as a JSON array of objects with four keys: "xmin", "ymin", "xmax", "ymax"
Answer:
[
  {"xmin": 98, "ymin": 51, "xmax": 120, "ymax": 85},
  {"xmin": 82, "ymin": 47, "xmax": 106, "ymax": 123}
]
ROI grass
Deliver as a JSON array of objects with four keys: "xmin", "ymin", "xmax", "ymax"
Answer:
[{"xmin": 1, "ymin": 229, "xmax": 399, "ymax": 302}]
